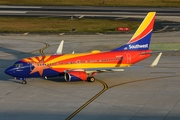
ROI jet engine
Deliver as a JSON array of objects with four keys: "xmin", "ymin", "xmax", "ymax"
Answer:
[{"xmin": 64, "ymin": 71, "xmax": 87, "ymax": 81}]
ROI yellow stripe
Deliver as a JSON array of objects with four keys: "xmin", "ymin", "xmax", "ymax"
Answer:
[
  {"xmin": 46, "ymin": 53, "xmax": 91, "ymax": 64},
  {"xmin": 51, "ymin": 63, "xmax": 130, "ymax": 69},
  {"xmin": 23, "ymin": 58, "xmax": 31, "ymax": 62},
  {"xmin": 44, "ymin": 56, "xmax": 51, "ymax": 62},
  {"xmin": 30, "ymin": 56, "xmax": 41, "ymax": 62},
  {"xmin": 130, "ymin": 12, "xmax": 155, "ymax": 40}
]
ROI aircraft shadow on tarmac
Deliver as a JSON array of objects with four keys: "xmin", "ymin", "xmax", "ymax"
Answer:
[
  {"xmin": 5, "ymin": 73, "xmax": 68, "ymax": 84},
  {"xmin": 43, "ymin": 76, "xmax": 67, "ymax": 83}
]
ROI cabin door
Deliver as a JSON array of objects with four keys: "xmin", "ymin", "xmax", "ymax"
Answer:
[{"xmin": 126, "ymin": 53, "xmax": 131, "ymax": 64}]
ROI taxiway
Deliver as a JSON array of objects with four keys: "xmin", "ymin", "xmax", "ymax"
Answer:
[{"xmin": 0, "ymin": 32, "xmax": 180, "ymax": 120}]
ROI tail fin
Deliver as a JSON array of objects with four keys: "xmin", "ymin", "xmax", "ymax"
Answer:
[{"xmin": 112, "ymin": 12, "xmax": 156, "ymax": 51}]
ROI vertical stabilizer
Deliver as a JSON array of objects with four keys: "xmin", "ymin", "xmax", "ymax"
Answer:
[{"xmin": 112, "ymin": 12, "xmax": 156, "ymax": 51}]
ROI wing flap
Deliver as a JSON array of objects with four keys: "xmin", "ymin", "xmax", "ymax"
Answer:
[
  {"xmin": 86, "ymin": 68, "xmax": 124, "ymax": 73},
  {"xmin": 65, "ymin": 68, "xmax": 124, "ymax": 73}
]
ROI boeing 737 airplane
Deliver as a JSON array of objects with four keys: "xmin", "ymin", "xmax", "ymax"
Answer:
[{"xmin": 5, "ymin": 12, "xmax": 162, "ymax": 84}]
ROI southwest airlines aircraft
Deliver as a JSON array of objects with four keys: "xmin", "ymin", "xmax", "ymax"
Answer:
[{"xmin": 5, "ymin": 12, "xmax": 162, "ymax": 84}]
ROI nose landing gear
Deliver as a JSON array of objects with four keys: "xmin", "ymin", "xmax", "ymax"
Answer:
[
  {"xmin": 15, "ymin": 77, "xmax": 27, "ymax": 84},
  {"xmin": 22, "ymin": 80, "xmax": 27, "ymax": 84}
]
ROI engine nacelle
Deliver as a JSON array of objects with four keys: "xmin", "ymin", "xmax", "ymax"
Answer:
[{"xmin": 64, "ymin": 71, "xmax": 87, "ymax": 81}]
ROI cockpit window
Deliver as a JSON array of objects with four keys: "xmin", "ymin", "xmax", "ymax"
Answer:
[{"xmin": 13, "ymin": 64, "xmax": 23, "ymax": 68}]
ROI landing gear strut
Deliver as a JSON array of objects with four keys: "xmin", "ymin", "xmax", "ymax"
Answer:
[
  {"xmin": 87, "ymin": 77, "xmax": 95, "ymax": 82},
  {"xmin": 22, "ymin": 80, "xmax": 27, "ymax": 84}
]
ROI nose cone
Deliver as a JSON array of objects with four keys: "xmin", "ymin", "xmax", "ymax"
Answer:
[{"xmin": 4, "ymin": 67, "xmax": 14, "ymax": 76}]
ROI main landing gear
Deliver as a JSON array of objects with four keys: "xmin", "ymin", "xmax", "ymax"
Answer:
[
  {"xmin": 22, "ymin": 80, "xmax": 27, "ymax": 84},
  {"xmin": 87, "ymin": 77, "xmax": 95, "ymax": 82}
]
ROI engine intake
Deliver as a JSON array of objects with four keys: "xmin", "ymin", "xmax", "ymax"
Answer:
[{"xmin": 64, "ymin": 71, "xmax": 87, "ymax": 81}]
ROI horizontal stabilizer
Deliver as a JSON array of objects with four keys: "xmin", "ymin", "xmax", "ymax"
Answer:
[
  {"xmin": 150, "ymin": 52, "xmax": 162, "ymax": 67},
  {"xmin": 97, "ymin": 69, "xmax": 124, "ymax": 72}
]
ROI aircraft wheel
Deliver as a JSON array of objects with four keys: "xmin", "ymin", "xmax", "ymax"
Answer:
[
  {"xmin": 87, "ymin": 77, "xmax": 95, "ymax": 82},
  {"xmin": 22, "ymin": 80, "xmax": 27, "ymax": 84}
]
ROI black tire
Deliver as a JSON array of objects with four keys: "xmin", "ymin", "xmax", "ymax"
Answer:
[
  {"xmin": 87, "ymin": 77, "xmax": 95, "ymax": 82},
  {"xmin": 22, "ymin": 80, "xmax": 27, "ymax": 84}
]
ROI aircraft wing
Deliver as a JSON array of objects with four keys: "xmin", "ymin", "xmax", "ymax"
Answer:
[
  {"xmin": 56, "ymin": 40, "xmax": 64, "ymax": 54},
  {"xmin": 85, "ymin": 68, "xmax": 124, "ymax": 73},
  {"xmin": 64, "ymin": 68, "xmax": 125, "ymax": 75}
]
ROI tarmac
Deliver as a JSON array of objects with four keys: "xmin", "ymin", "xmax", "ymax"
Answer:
[{"xmin": 0, "ymin": 32, "xmax": 180, "ymax": 120}]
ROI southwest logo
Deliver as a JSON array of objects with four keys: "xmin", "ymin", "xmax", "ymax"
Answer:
[{"xmin": 129, "ymin": 44, "xmax": 148, "ymax": 49}]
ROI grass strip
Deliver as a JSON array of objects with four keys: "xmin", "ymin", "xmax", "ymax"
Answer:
[
  {"xmin": 150, "ymin": 43, "xmax": 180, "ymax": 50},
  {"xmin": 0, "ymin": 0, "xmax": 180, "ymax": 7},
  {"xmin": 0, "ymin": 17, "xmax": 139, "ymax": 33}
]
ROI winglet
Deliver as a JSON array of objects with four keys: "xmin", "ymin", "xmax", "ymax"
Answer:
[
  {"xmin": 56, "ymin": 40, "xmax": 64, "ymax": 54},
  {"xmin": 150, "ymin": 52, "xmax": 162, "ymax": 67}
]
